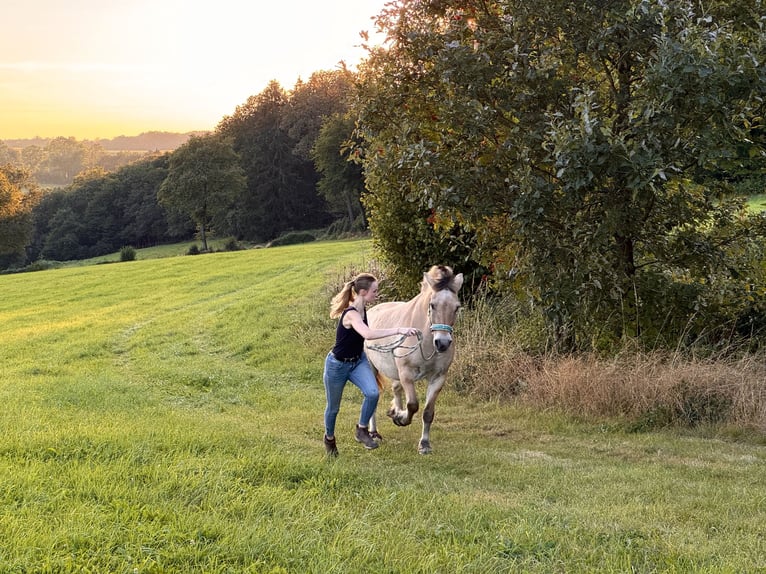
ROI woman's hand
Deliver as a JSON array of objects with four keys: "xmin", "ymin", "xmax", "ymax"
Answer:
[{"xmin": 399, "ymin": 327, "xmax": 420, "ymax": 337}]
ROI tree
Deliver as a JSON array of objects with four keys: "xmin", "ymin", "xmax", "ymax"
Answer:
[
  {"xmin": 42, "ymin": 137, "xmax": 86, "ymax": 185},
  {"xmin": 0, "ymin": 166, "xmax": 40, "ymax": 267},
  {"xmin": 311, "ymin": 112, "xmax": 366, "ymax": 226},
  {"xmin": 27, "ymin": 188, "xmax": 68, "ymax": 262},
  {"xmin": 284, "ymin": 68, "xmax": 356, "ymax": 160},
  {"xmin": 0, "ymin": 141, "xmax": 19, "ymax": 165},
  {"xmin": 20, "ymin": 145, "xmax": 44, "ymax": 176},
  {"xmin": 41, "ymin": 206, "xmax": 84, "ymax": 261},
  {"xmin": 218, "ymin": 81, "xmax": 332, "ymax": 241},
  {"xmin": 158, "ymin": 135, "xmax": 246, "ymax": 251},
  {"xmin": 355, "ymin": 0, "xmax": 766, "ymax": 348},
  {"xmin": 114, "ymin": 155, "xmax": 192, "ymax": 247},
  {"xmin": 76, "ymin": 169, "xmax": 124, "ymax": 257}
]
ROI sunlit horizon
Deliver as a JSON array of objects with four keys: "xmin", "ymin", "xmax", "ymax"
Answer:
[{"xmin": 1, "ymin": 1, "xmax": 388, "ymax": 141}]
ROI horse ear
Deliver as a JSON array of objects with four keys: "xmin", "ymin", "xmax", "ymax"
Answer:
[
  {"xmin": 423, "ymin": 272, "xmax": 435, "ymax": 289},
  {"xmin": 452, "ymin": 273, "xmax": 464, "ymax": 292}
]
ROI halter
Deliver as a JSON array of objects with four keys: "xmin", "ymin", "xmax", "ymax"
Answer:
[
  {"xmin": 428, "ymin": 299, "xmax": 454, "ymax": 334},
  {"xmin": 368, "ymin": 295, "xmax": 455, "ymax": 360},
  {"xmin": 430, "ymin": 323, "xmax": 453, "ymax": 333}
]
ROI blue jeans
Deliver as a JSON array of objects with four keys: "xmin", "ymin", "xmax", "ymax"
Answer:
[{"xmin": 323, "ymin": 352, "xmax": 379, "ymax": 437}]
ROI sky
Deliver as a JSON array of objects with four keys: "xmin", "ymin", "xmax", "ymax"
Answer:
[{"xmin": 0, "ymin": 0, "xmax": 389, "ymax": 140}]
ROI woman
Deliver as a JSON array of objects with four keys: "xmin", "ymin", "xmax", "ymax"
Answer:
[{"xmin": 323, "ymin": 273, "xmax": 419, "ymax": 457}]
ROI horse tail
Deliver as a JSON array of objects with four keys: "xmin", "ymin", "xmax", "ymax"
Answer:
[{"xmin": 374, "ymin": 370, "xmax": 387, "ymax": 392}]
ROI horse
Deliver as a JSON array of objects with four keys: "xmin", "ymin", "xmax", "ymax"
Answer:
[{"xmin": 365, "ymin": 265, "xmax": 463, "ymax": 454}]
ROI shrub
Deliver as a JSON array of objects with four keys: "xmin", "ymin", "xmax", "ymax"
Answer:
[
  {"xmin": 120, "ymin": 246, "xmax": 137, "ymax": 262},
  {"xmin": 187, "ymin": 244, "xmax": 200, "ymax": 255},
  {"xmin": 223, "ymin": 238, "xmax": 242, "ymax": 251}
]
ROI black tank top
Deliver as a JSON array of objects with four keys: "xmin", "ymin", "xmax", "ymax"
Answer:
[{"xmin": 331, "ymin": 308, "xmax": 367, "ymax": 360}]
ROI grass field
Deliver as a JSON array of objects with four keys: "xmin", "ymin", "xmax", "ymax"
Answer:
[{"xmin": 1, "ymin": 239, "xmax": 764, "ymax": 573}]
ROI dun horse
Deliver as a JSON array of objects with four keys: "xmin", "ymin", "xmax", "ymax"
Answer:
[{"xmin": 366, "ymin": 265, "xmax": 463, "ymax": 454}]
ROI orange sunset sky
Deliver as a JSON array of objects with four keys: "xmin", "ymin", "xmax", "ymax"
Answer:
[{"xmin": 0, "ymin": 0, "xmax": 388, "ymax": 140}]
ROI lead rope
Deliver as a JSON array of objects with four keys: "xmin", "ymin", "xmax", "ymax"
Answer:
[
  {"xmin": 367, "ymin": 326, "xmax": 453, "ymax": 361},
  {"xmin": 367, "ymin": 331, "xmax": 424, "ymax": 358}
]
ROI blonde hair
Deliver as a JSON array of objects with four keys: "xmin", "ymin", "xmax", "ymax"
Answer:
[{"xmin": 330, "ymin": 273, "xmax": 377, "ymax": 319}]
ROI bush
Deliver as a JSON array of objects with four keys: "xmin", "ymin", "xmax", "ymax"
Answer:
[
  {"xmin": 187, "ymin": 244, "xmax": 200, "ymax": 255},
  {"xmin": 120, "ymin": 246, "xmax": 137, "ymax": 262},
  {"xmin": 223, "ymin": 238, "xmax": 242, "ymax": 251}
]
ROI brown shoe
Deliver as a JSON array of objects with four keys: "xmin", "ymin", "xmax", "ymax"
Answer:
[
  {"xmin": 324, "ymin": 435, "xmax": 338, "ymax": 457},
  {"xmin": 354, "ymin": 425, "xmax": 379, "ymax": 450}
]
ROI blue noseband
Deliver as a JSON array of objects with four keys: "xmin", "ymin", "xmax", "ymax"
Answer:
[{"xmin": 430, "ymin": 323, "xmax": 453, "ymax": 333}]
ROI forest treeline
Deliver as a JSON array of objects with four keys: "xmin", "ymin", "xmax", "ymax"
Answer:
[{"xmin": 3, "ymin": 0, "xmax": 766, "ymax": 353}]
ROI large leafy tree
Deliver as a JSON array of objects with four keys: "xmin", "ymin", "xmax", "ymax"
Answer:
[
  {"xmin": 0, "ymin": 166, "xmax": 40, "ymax": 267},
  {"xmin": 158, "ymin": 135, "xmax": 246, "ymax": 251},
  {"xmin": 355, "ymin": 0, "xmax": 766, "ymax": 348}
]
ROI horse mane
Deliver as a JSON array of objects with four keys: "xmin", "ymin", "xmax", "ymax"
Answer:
[{"xmin": 422, "ymin": 265, "xmax": 455, "ymax": 292}]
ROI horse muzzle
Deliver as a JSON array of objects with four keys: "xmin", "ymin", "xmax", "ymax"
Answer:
[
  {"xmin": 434, "ymin": 338, "xmax": 452, "ymax": 353},
  {"xmin": 431, "ymin": 324, "xmax": 454, "ymax": 353}
]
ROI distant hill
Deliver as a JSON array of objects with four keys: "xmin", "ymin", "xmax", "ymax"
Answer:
[{"xmin": 3, "ymin": 131, "xmax": 209, "ymax": 151}]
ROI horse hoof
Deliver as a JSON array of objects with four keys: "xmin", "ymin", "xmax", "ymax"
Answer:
[
  {"xmin": 418, "ymin": 440, "xmax": 432, "ymax": 454},
  {"xmin": 387, "ymin": 409, "xmax": 409, "ymax": 427}
]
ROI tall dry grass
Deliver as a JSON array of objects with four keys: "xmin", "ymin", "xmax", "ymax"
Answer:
[{"xmin": 452, "ymin": 294, "xmax": 766, "ymax": 433}]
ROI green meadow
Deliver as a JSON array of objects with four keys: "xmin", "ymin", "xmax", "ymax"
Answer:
[{"xmin": 1, "ymin": 239, "xmax": 764, "ymax": 573}]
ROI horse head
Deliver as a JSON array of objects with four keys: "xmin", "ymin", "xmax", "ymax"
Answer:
[{"xmin": 423, "ymin": 265, "xmax": 463, "ymax": 353}]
